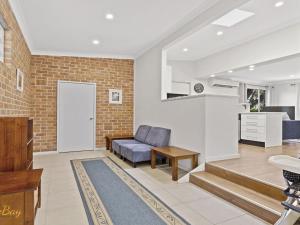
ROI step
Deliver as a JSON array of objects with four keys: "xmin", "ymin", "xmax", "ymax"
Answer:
[
  {"xmin": 205, "ymin": 163, "xmax": 286, "ymax": 202},
  {"xmin": 190, "ymin": 171, "xmax": 283, "ymax": 224}
]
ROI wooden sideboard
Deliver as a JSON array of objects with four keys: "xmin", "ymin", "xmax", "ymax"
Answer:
[
  {"xmin": 0, "ymin": 117, "xmax": 33, "ymax": 172},
  {"xmin": 0, "ymin": 170, "xmax": 42, "ymax": 225},
  {"xmin": 0, "ymin": 117, "xmax": 42, "ymax": 225}
]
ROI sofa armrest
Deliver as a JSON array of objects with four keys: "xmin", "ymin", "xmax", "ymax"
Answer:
[{"xmin": 105, "ymin": 135, "xmax": 134, "ymax": 151}]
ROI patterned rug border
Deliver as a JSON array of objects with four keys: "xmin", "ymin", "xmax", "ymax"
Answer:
[{"xmin": 70, "ymin": 156, "xmax": 191, "ymax": 225}]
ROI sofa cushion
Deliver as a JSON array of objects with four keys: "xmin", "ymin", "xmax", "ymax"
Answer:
[
  {"xmin": 144, "ymin": 127, "xmax": 171, "ymax": 147},
  {"xmin": 120, "ymin": 143, "xmax": 152, "ymax": 163},
  {"xmin": 134, "ymin": 125, "xmax": 152, "ymax": 143},
  {"xmin": 112, "ymin": 139, "xmax": 141, "ymax": 154}
]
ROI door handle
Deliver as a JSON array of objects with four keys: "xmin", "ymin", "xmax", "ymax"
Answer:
[{"xmin": 89, "ymin": 118, "xmax": 94, "ymax": 120}]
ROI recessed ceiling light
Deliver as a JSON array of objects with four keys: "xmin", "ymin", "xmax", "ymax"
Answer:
[
  {"xmin": 228, "ymin": 70, "xmax": 233, "ymax": 73},
  {"xmin": 249, "ymin": 68, "xmax": 255, "ymax": 71},
  {"xmin": 249, "ymin": 65, "xmax": 255, "ymax": 68},
  {"xmin": 275, "ymin": 1, "xmax": 284, "ymax": 7},
  {"xmin": 210, "ymin": 74, "xmax": 216, "ymax": 77},
  {"xmin": 105, "ymin": 13, "xmax": 114, "ymax": 20},
  {"xmin": 183, "ymin": 48, "xmax": 189, "ymax": 52},
  {"xmin": 217, "ymin": 31, "xmax": 224, "ymax": 36},
  {"xmin": 92, "ymin": 40, "xmax": 100, "ymax": 45},
  {"xmin": 212, "ymin": 9, "xmax": 255, "ymax": 27}
]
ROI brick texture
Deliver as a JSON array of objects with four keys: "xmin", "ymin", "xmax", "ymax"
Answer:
[
  {"xmin": 0, "ymin": 0, "xmax": 134, "ymax": 152},
  {"xmin": 31, "ymin": 56, "xmax": 134, "ymax": 152},
  {"xmin": 0, "ymin": 0, "xmax": 32, "ymax": 116}
]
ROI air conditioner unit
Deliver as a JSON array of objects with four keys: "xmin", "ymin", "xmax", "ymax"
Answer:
[{"xmin": 208, "ymin": 78, "xmax": 239, "ymax": 88}]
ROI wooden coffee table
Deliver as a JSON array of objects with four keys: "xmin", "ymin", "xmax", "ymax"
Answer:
[
  {"xmin": 151, "ymin": 146, "xmax": 200, "ymax": 181},
  {"xmin": 105, "ymin": 135, "xmax": 134, "ymax": 152}
]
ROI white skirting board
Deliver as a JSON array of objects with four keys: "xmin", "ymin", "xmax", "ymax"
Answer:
[
  {"xmin": 33, "ymin": 148, "xmax": 105, "ymax": 156},
  {"xmin": 206, "ymin": 153, "xmax": 240, "ymax": 163},
  {"xmin": 33, "ymin": 151, "xmax": 59, "ymax": 156}
]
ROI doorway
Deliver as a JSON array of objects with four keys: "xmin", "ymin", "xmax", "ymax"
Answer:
[{"xmin": 57, "ymin": 81, "xmax": 96, "ymax": 152}]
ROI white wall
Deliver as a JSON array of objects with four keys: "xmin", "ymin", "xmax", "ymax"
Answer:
[
  {"xmin": 196, "ymin": 23, "xmax": 300, "ymax": 77},
  {"xmin": 135, "ymin": 0, "xmax": 248, "ymax": 170},
  {"xmin": 167, "ymin": 60, "xmax": 197, "ymax": 81},
  {"xmin": 193, "ymin": 79, "xmax": 238, "ymax": 96},
  {"xmin": 204, "ymin": 95, "xmax": 239, "ymax": 162},
  {"xmin": 270, "ymin": 83, "xmax": 300, "ymax": 120},
  {"xmin": 166, "ymin": 61, "xmax": 239, "ymax": 96}
]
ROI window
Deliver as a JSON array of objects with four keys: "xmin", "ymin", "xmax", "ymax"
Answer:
[
  {"xmin": 0, "ymin": 14, "xmax": 7, "ymax": 63},
  {"xmin": 247, "ymin": 87, "xmax": 266, "ymax": 112}
]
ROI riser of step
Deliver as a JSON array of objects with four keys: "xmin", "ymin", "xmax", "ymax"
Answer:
[
  {"xmin": 205, "ymin": 163, "xmax": 285, "ymax": 202},
  {"xmin": 190, "ymin": 172, "xmax": 282, "ymax": 224}
]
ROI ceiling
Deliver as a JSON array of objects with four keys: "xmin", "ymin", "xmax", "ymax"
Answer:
[
  {"xmin": 167, "ymin": 0, "xmax": 300, "ymax": 61},
  {"xmin": 9, "ymin": 0, "xmax": 213, "ymax": 58},
  {"xmin": 217, "ymin": 54, "xmax": 300, "ymax": 83}
]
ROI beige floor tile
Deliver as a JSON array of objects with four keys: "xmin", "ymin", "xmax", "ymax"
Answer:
[
  {"xmin": 45, "ymin": 207, "xmax": 88, "ymax": 225},
  {"xmin": 166, "ymin": 183, "xmax": 212, "ymax": 203},
  {"xmin": 151, "ymin": 189, "xmax": 182, "ymax": 207},
  {"xmin": 48, "ymin": 179, "xmax": 78, "ymax": 194},
  {"xmin": 46, "ymin": 191, "xmax": 83, "ymax": 210},
  {"xmin": 35, "ymin": 207, "xmax": 47, "ymax": 225},
  {"xmin": 34, "ymin": 150, "xmax": 272, "ymax": 225},
  {"xmin": 218, "ymin": 214, "xmax": 269, "ymax": 225},
  {"xmin": 172, "ymin": 204, "xmax": 213, "ymax": 225},
  {"xmin": 187, "ymin": 197, "xmax": 245, "ymax": 224}
]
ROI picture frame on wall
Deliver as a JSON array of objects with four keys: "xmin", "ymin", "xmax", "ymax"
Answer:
[
  {"xmin": 109, "ymin": 89, "xmax": 122, "ymax": 104},
  {"xmin": 16, "ymin": 69, "xmax": 24, "ymax": 92}
]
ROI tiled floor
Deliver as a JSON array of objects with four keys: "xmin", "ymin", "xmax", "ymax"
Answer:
[
  {"xmin": 210, "ymin": 142, "xmax": 300, "ymax": 188},
  {"xmin": 34, "ymin": 150, "xmax": 268, "ymax": 225}
]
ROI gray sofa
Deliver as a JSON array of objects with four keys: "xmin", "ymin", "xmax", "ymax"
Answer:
[
  {"xmin": 283, "ymin": 120, "xmax": 300, "ymax": 140},
  {"xmin": 112, "ymin": 125, "xmax": 171, "ymax": 167}
]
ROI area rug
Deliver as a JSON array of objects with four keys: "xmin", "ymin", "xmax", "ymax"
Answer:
[{"xmin": 71, "ymin": 157, "xmax": 189, "ymax": 225}]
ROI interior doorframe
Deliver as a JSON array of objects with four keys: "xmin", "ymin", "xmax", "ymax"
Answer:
[{"xmin": 57, "ymin": 80, "xmax": 97, "ymax": 152}]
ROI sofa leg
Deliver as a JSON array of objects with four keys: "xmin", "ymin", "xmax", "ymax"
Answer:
[
  {"xmin": 119, "ymin": 155, "xmax": 123, "ymax": 159},
  {"xmin": 133, "ymin": 162, "xmax": 136, "ymax": 168}
]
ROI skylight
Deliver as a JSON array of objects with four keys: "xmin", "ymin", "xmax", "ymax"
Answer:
[{"xmin": 212, "ymin": 9, "xmax": 255, "ymax": 27}]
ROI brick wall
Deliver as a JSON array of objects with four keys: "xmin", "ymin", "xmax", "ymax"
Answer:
[
  {"xmin": 31, "ymin": 56, "xmax": 134, "ymax": 152},
  {"xmin": 0, "ymin": 0, "xmax": 134, "ymax": 152},
  {"xmin": 0, "ymin": 0, "xmax": 32, "ymax": 116}
]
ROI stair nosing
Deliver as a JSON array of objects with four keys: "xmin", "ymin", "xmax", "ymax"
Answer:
[{"xmin": 191, "ymin": 172, "xmax": 283, "ymax": 215}]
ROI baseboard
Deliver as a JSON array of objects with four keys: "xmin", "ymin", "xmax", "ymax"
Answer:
[
  {"xmin": 95, "ymin": 147, "xmax": 106, "ymax": 151},
  {"xmin": 206, "ymin": 153, "xmax": 240, "ymax": 162},
  {"xmin": 33, "ymin": 151, "xmax": 58, "ymax": 156}
]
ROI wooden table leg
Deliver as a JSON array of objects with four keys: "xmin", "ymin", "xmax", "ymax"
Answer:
[
  {"xmin": 106, "ymin": 137, "xmax": 110, "ymax": 151},
  {"xmin": 110, "ymin": 143, "xmax": 113, "ymax": 152},
  {"xmin": 171, "ymin": 158, "xmax": 178, "ymax": 181},
  {"xmin": 109, "ymin": 139, "xmax": 113, "ymax": 152},
  {"xmin": 151, "ymin": 150, "xmax": 156, "ymax": 169},
  {"xmin": 192, "ymin": 155, "xmax": 198, "ymax": 169},
  {"xmin": 168, "ymin": 158, "xmax": 172, "ymax": 167},
  {"xmin": 38, "ymin": 181, "xmax": 41, "ymax": 208}
]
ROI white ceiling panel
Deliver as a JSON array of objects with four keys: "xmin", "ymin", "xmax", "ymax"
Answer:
[{"xmin": 9, "ymin": 0, "xmax": 211, "ymax": 58}]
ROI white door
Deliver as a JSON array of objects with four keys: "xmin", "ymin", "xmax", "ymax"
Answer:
[{"xmin": 57, "ymin": 81, "xmax": 96, "ymax": 152}]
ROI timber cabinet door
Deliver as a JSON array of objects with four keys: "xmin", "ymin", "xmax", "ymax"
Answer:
[
  {"xmin": 0, "ymin": 117, "xmax": 42, "ymax": 225},
  {"xmin": 0, "ymin": 193, "xmax": 24, "ymax": 225}
]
